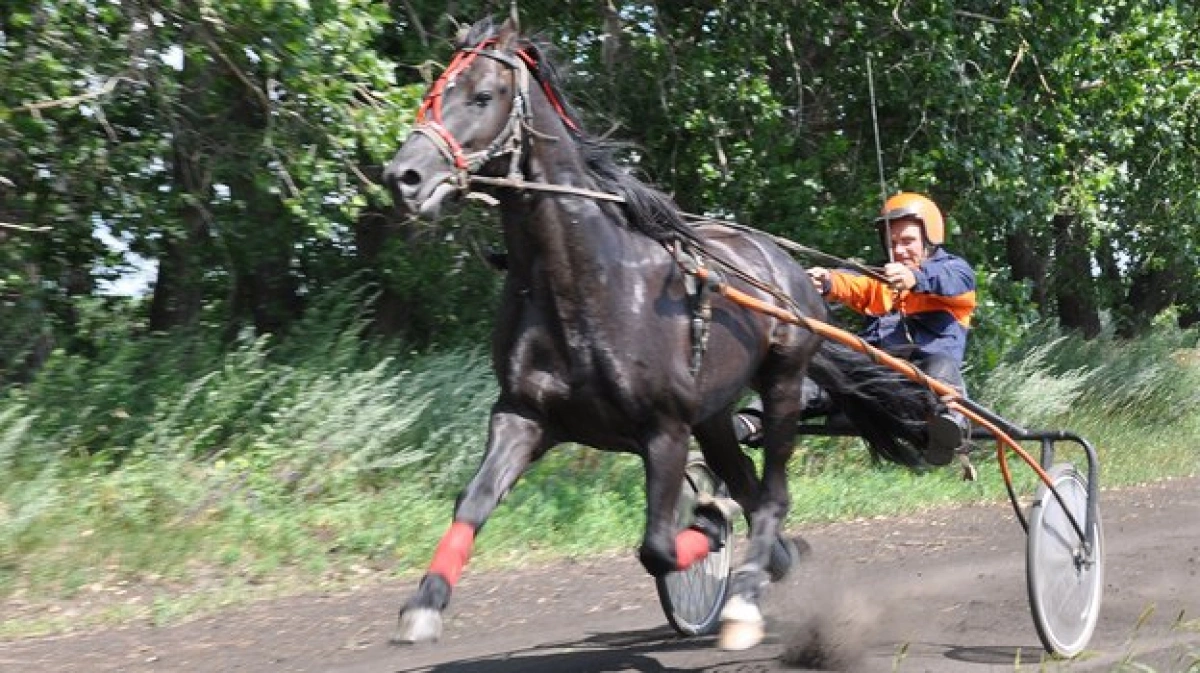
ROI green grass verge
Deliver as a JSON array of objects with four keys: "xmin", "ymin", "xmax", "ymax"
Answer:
[{"xmin": 1, "ymin": 311, "xmax": 1197, "ymax": 638}]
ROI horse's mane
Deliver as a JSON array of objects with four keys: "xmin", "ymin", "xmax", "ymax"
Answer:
[{"xmin": 459, "ymin": 18, "xmax": 688, "ymax": 243}]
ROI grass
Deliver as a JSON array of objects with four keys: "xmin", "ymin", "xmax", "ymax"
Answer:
[{"xmin": 0, "ymin": 300, "xmax": 1197, "ymax": 638}]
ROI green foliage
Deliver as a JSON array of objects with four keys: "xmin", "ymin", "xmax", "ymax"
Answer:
[
  {"xmin": 4, "ymin": 0, "xmax": 1200, "ymax": 364},
  {"xmin": 965, "ymin": 267, "xmax": 1041, "ymax": 377},
  {"xmin": 973, "ymin": 335, "xmax": 1094, "ymax": 427},
  {"xmin": 373, "ymin": 214, "xmax": 504, "ymax": 348}
]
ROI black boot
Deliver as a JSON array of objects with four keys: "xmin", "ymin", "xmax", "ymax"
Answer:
[
  {"xmin": 734, "ymin": 409, "xmax": 763, "ymax": 447},
  {"xmin": 925, "ymin": 410, "xmax": 969, "ymax": 466},
  {"xmin": 800, "ymin": 378, "xmax": 835, "ymax": 418}
]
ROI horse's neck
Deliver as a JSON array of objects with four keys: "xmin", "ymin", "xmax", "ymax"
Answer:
[{"xmin": 499, "ymin": 145, "xmax": 642, "ymax": 293}]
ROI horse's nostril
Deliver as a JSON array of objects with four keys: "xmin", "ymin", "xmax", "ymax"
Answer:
[{"xmin": 400, "ymin": 169, "xmax": 422, "ymax": 187}]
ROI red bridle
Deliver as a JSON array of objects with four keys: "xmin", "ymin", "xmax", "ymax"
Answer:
[
  {"xmin": 411, "ymin": 39, "xmax": 579, "ymax": 177},
  {"xmin": 415, "ymin": 39, "xmax": 498, "ymax": 171}
]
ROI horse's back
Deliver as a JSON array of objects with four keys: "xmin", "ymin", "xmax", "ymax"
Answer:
[{"xmin": 691, "ymin": 222, "xmax": 823, "ymax": 315}]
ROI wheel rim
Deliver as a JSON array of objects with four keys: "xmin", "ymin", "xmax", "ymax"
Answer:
[{"xmin": 1026, "ymin": 463, "xmax": 1104, "ymax": 658}]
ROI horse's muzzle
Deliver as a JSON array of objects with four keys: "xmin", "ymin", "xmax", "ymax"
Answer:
[
  {"xmin": 382, "ymin": 160, "xmax": 459, "ymax": 219},
  {"xmin": 381, "ymin": 161, "xmax": 421, "ymax": 202}
]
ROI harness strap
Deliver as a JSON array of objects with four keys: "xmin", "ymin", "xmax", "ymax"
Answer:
[{"xmin": 669, "ymin": 241, "xmax": 717, "ymax": 377}]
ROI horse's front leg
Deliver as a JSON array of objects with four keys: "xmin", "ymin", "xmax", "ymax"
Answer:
[
  {"xmin": 393, "ymin": 408, "xmax": 547, "ymax": 644},
  {"xmin": 638, "ymin": 421, "xmax": 717, "ymax": 577},
  {"xmin": 719, "ymin": 390, "xmax": 801, "ymax": 651}
]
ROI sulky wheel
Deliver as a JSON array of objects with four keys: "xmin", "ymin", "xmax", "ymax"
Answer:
[
  {"xmin": 655, "ymin": 453, "xmax": 734, "ymax": 636},
  {"xmin": 1026, "ymin": 462, "xmax": 1104, "ymax": 658}
]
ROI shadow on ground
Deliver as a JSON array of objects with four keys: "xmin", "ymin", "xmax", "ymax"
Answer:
[{"xmin": 398, "ymin": 626, "xmax": 779, "ymax": 673}]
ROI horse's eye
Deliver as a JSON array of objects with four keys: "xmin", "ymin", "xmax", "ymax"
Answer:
[{"xmin": 473, "ymin": 91, "xmax": 493, "ymax": 107}]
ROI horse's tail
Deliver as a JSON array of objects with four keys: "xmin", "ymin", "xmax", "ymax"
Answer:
[{"xmin": 806, "ymin": 341, "xmax": 939, "ymax": 467}]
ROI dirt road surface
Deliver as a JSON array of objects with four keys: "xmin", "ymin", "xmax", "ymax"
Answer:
[{"xmin": 3, "ymin": 477, "xmax": 1198, "ymax": 672}]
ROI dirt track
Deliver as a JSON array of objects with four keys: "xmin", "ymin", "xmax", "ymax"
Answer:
[{"xmin": 2, "ymin": 477, "xmax": 1198, "ymax": 672}]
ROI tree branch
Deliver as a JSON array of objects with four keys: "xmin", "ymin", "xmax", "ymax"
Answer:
[
  {"xmin": 954, "ymin": 10, "xmax": 1010, "ymax": 24},
  {"xmin": 783, "ymin": 27, "xmax": 805, "ymax": 131},
  {"xmin": 13, "ymin": 77, "xmax": 134, "ymax": 117},
  {"xmin": 196, "ymin": 21, "xmax": 272, "ymax": 113},
  {"xmin": 401, "ymin": 0, "xmax": 429, "ymax": 48},
  {"xmin": 0, "ymin": 223, "xmax": 51, "ymax": 233}
]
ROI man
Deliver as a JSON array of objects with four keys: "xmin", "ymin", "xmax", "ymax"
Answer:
[{"xmin": 737, "ymin": 192, "xmax": 976, "ymax": 466}]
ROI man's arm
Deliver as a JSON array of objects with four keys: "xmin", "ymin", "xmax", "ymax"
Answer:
[
  {"xmin": 911, "ymin": 256, "xmax": 975, "ymax": 297},
  {"xmin": 823, "ymin": 270, "xmax": 896, "ymax": 316}
]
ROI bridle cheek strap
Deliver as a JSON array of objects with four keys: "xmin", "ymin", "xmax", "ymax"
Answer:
[{"xmin": 411, "ymin": 43, "xmax": 534, "ymax": 188}]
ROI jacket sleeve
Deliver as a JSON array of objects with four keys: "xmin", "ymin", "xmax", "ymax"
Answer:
[
  {"xmin": 826, "ymin": 271, "xmax": 895, "ymax": 316},
  {"xmin": 908, "ymin": 255, "xmax": 977, "ymax": 326},
  {"xmin": 911, "ymin": 256, "xmax": 975, "ymax": 297},
  {"xmin": 828, "ymin": 256, "xmax": 978, "ymax": 326}
]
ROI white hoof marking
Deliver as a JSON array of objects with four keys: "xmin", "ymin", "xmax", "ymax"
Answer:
[
  {"xmin": 718, "ymin": 595, "xmax": 765, "ymax": 651},
  {"xmin": 393, "ymin": 607, "xmax": 443, "ymax": 644}
]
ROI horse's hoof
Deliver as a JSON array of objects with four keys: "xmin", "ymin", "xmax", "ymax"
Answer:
[
  {"xmin": 767, "ymin": 535, "xmax": 810, "ymax": 582},
  {"xmin": 391, "ymin": 607, "xmax": 443, "ymax": 644},
  {"xmin": 719, "ymin": 618, "xmax": 765, "ymax": 651},
  {"xmin": 718, "ymin": 595, "xmax": 765, "ymax": 651}
]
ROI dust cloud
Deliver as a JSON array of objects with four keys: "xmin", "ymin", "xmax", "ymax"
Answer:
[{"xmin": 768, "ymin": 564, "xmax": 901, "ymax": 671}]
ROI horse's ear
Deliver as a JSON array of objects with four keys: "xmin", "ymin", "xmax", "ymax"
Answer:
[
  {"xmin": 496, "ymin": 16, "xmax": 520, "ymax": 50},
  {"xmin": 453, "ymin": 24, "xmax": 471, "ymax": 48}
]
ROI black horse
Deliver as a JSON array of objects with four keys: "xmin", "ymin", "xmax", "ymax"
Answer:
[{"xmin": 382, "ymin": 16, "xmax": 934, "ymax": 650}]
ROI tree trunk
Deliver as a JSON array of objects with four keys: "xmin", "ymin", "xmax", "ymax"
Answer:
[
  {"xmin": 1179, "ymin": 305, "xmax": 1200, "ymax": 330},
  {"xmin": 599, "ymin": 0, "xmax": 624, "ymax": 74},
  {"xmin": 147, "ymin": 18, "xmax": 216, "ymax": 333},
  {"xmin": 1005, "ymin": 230, "xmax": 1049, "ymax": 311},
  {"xmin": 148, "ymin": 229, "xmax": 206, "ymax": 332},
  {"xmin": 226, "ymin": 259, "xmax": 302, "ymax": 339},
  {"xmin": 354, "ymin": 205, "xmax": 409, "ymax": 337},
  {"xmin": 148, "ymin": 140, "xmax": 209, "ymax": 332},
  {"xmin": 1051, "ymin": 213, "xmax": 1102, "ymax": 338},
  {"xmin": 1117, "ymin": 262, "xmax": 1181, "ymax": 339},
  {"xmin": 222, "ymin": 186, "xmax": 300, "ymax": 338}
]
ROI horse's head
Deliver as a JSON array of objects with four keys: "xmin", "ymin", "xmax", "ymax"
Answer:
[{"xmin": 383, "ymin": 18, "xmax": 532, "ymax": 218}]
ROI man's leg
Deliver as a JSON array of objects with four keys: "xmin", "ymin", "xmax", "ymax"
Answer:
[
  {"xmin": 912, "ymin": 353, "xmax": 970, "ymax": 466},
  {"xmin": 734, "ymin": 379, "xmax": 833, "ymax": 446}
]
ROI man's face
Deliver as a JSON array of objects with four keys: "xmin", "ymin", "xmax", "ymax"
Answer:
[{"xmin": 889, "ymin": 220, "xmax": 927, "ymax": 268}]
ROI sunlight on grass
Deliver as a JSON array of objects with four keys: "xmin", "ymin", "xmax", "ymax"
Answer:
[{"xmin": 1, "ymin": 312, "xmax": 1197, "ymax": 636}]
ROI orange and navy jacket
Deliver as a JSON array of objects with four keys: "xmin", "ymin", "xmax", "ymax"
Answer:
[{"xmin": 824, "ymin": 248, "xmax": 976, "ymax": 364}]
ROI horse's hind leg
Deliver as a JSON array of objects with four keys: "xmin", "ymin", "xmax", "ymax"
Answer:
[
  {"xmin": 719, "ymin": 382, "xmax": 804, "ymax": 651},
  {"xmin": 691, "ymin": 414, "xmax": 761, "ymax": 513},
  {"xmin": 692, "ymin": 416, "xmax": 806, "ymax": 582},
  {"xmin": 393, "ymin": 409, "xmax": 547, "ymax": 644}
]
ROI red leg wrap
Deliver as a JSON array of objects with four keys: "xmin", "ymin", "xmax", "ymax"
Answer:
[
  {"xmin": 428, "ymin": 521, "xmax": 476, "ymax": 587},
  {"xmin": 675, "ymin": 528, "xmax": 712, "ymax": 570}
]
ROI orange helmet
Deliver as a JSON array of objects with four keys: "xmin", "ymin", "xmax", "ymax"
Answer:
[{"xmin": 876, "ymin": 192, "xmax": 945, "ymax": 246}]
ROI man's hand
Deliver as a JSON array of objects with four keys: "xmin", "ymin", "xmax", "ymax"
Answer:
[
  {"xmin": 883, "ymin": 262, "xmax": 917, "ymax": 291},
  {"xmin": 808, "ymin": 267, "xmax": 830, "ymax": 294}
]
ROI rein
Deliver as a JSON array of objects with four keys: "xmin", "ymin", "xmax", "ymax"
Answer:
[
  {"xmin": 690, "ymin": 265, "xmax": 1073, "ymax": 520},
  {"xmin": 410, "ymin": 40, "xmax": 883, "ymax": 316},
  {"xmin": 680, "ymin": 215, "xmax": 890, "ymax": 285}
]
